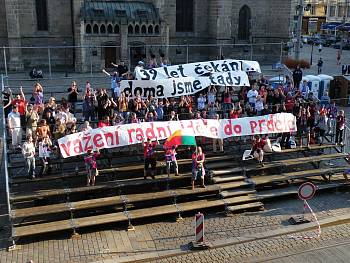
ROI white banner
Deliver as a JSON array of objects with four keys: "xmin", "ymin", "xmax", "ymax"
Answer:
[
  {"xmin": 58, "ymin": 113, "xmax": 296, "ymax": 158},
  {"xmin": 120, "ymin": 71, "xmax": 250, "ymax": 98},
  {"xmin": 135, "ymin": 59, "xmax": 261, "ymax": 80}
]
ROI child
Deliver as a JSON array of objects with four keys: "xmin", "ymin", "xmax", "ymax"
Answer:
[
  {"xmin": 84, "ymin": 149, "xmax": 100, "ymax": 186},
  {"xmin": 38, "ymin": 135, "xmax": 52, "ymax": 176}
]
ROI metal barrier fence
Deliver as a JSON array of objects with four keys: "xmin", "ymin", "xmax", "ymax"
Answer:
[
  {"xmin": 1, "ymin": 43, "xmax": 286, "ymax": 77},
  {"xmin": 1, "ymin": 74, "xmax": 15, "ymax": 248}
]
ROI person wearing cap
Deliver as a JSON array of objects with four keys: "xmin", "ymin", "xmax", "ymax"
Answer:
[
  {"xmin": 144, "ymin": 137, "xmax": 158, "ymax": 179},
  {"xmin": 84, "ymin": 149, "xmax": 100, "ymax": 186}
]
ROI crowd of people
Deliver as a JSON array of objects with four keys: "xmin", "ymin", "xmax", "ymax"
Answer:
[{"xmin": 2, "ymin": 61, "xmax": 347, "ymax": 188}]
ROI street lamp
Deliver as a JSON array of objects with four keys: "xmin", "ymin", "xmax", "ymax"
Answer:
[
  {"xmin": 295, "ymin": 1, "xmax": 312, "ymax": 60},
  {"xmin": 310, "ymin": 43, "xmax": 314, "ymax": 65},
  {"xmin": 63, "ymin": 41, "xmax": 68, "ymax": 77}
]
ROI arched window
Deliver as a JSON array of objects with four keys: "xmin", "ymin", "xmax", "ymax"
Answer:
[
  {"xmin": 176, "ymin": 0, "xmax": 193, "ymax": 32},
  {"xmin": 107, "ymin": 24, "xmax": 113, "ymax": 34},
  {"xmin": 148, "ymin": 25, "xmax": 153, "ymax": 34},
  {"xmin": 135, "ymin": 25, "xmax": 140, "ymax": 34},
  {"xmin": 128, "ymin": 25, "xmax": 134, "ymax": 34},
  {"xmin": 100, "ymin": 24, "xmax": 106, "ymax": 34},
  {"xmin": 155, "ymin": 25, "xmax": 160, "ymax": 34},
  {"xmin": 86, "ymin": 24, "xmax": 92, "ymax": 34},
  {"xmin": 114, "ymin": 24, "xmax": 120, "ymax": 34},
  {"xmin": 93, "ymin": 24, "xmax": 99, "ymax": 34},
  {"xmin": 141, "ymin": 25, "xmax": 147, "ymax": 34},
  {"xmin": 238, "ymin": 5, "xmax": 251, "ymax": 41}
]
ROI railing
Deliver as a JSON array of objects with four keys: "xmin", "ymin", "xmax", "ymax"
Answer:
[
  {"xmin": 1, "ymin": 42, "xmax": 286, "ymax": 78},
  {"xmin": 1, "ymin": 74, "xmax": 15, "ymax": 248}
]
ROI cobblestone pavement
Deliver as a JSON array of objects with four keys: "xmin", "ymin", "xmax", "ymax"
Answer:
[
  {"xmin": 150, "ymin": 222, "xmax": 350, "ymax": 263},
  {"xmin": 1, "ymin": 189, "xmax": 350, "ymax": 263}
]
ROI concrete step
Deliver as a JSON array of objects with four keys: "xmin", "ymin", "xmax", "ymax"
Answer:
[
  {"xmin": 213, "ymin": 175, "xmax": 246, "ymax": 184},
  {"xmin": 220, "ymin": 189, "xmax": 256, "ymax": 198},
  {"xmin": 227, "ymin": 202, "xmax": 264, "ymax": 213}
]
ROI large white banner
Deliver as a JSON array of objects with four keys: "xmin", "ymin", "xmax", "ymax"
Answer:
[
  {"xmin": 135, "ymin": 59, "xmax": 261, "ymax": 80},
  {"xmin": 58, "ymin": 113, "xmax": 296, "ymax": 158},
  {"xmin": 120, "ymin": 71, "xmax": 250, "ymax": 98}
]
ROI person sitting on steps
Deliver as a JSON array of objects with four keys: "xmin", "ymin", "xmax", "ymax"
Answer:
[{"xmin": 252, "ymin": 135, "xmax": 266, "ymax": 167}]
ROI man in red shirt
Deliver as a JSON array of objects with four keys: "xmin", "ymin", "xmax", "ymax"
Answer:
[
  {"xmin": 11, "ymin": 87, "xmax": 26, "ymax": 129},
  {"xmin": 252, "ymin": 135, "xmax": 266, "ymax": 167},
  {"xmin": 144, "ymin": 137, "xmax": 158, "ymax": 179}
]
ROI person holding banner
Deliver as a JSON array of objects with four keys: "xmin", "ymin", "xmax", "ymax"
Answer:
[
  {"xmin": 144, "ymin": 137, "xmax": 158, "ymax": 179},
  {"xmin": 192, "ymin": 146, "xmax": 206, "ymax": 190},
  {"xmin": 212, "ymin": 114, "xmax": 224, "ymax": 153}
]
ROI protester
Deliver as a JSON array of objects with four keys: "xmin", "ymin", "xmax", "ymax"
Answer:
[
  {"xmin": 335, "ymin": 110, "xmax": 345, "ymax": 146},
  {"xmin": 191, "ymin": 146, "xmax": 206, "ymax": 190},
  {"xmin": 144, "ymin": 137, "xmax": 158, "ymax": 179},
  {"xmin": 11, "ymin": 87, "xmax": 26, "ymax": 128},
  {"xmin": 67, "ymin": 81, "xmax": 79, "ymax": 114},
  {"xmin": 84, "ymin": 149, "xmax": 100, "ymax": 186},
  {"xmin": 292, "ymin": 65, "xmax": 303, "ymax": 89},
  {"xmin": 252, "ymin": 135, "xmax": 265, "ymax": 167},
  {"xmin": 8, "ymin": 105, "xmax": 22, "ymax": 148},
  {"xmin": 212, "ymin": 114, "xmax": 224, "ymax": 153},
  {"xmin": 22, "ymin": 135, "xmax": 36, "ymax": 179},
  {"xmin": 164, "ymin": 145, "xmax": 179, "ymax": 177},
  {"xmin": 38, "ymin": 134, "xmax": 52, "ymax": 176}
]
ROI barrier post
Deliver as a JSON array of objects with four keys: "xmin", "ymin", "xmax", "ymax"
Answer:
[
  {"xmin": 188, "ymin": 212, "xmax": 209, "ymax": 250},
  {"xmin": 3, "ymin": 47, "xmax": 8, "ymax": 76}
]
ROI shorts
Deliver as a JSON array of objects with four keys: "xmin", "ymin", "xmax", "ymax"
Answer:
[
  {"xmin": 86, "ymin": 168, "xmax": 97, "ymax": 178},
  {"xmin": 192, "ymin": 166, "xmax": 205, "ymax": 181},
  {"xmin": 145, "ymin": 157, "xmax": 156, "ymax": 171},
  {"xmin": 166, "ymin": 160, "xmax": 178, "ymax": 173},
  {"xmin": 298, "ymin": 125, "xmax": 310, "ymax": 136}
]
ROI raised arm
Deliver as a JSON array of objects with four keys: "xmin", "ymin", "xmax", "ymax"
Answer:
[{"xmin": 102, "ymin": 69, "xmax": 111, "ymax": 77}]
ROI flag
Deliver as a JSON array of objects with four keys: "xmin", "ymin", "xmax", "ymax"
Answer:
[{"xmin": 164, "ymin": 130, "xmax": 196, "ymax": 147}]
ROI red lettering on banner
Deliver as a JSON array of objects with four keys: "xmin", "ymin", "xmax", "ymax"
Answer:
[
  {"xmin": 187, "ymin": 120, "xmax": 196, "ymax": 134},
  {"xmin": 210, "ymin": 126, "xmax": 218, "ymax": 136},
  {"xmin": 250, "ymin": 121, "xmax": 257, "ymax": 134},
  {"xmin": 145, "ymin": 123, "xmax": 156, "ymax": 140},
  {"xmin": 224, "ymin": 120, "xmax": 232, "ymax": 135},
  {"xmin": 267, "ymin": 118, "xmax": 274, "ymax": 132},
  {"xmin": 115, "ymin": 130, "xmax": 120, "ymax": 145},
  {"xmin": 157, "ymin": 126, "xmax": 167, "ymax": 138},
  {"xmin": 128, "ymin": 129, "xmax": 135, "ymax": 143},
  {"xmin": 233, "ymin": 124, "xmax": 242, "ymax": 135},
  {"xmin": 287, "ymin": 119, "xmax": 296, "ymax": 131},
  {"xmin": 93, "ymin": 134, "xmax": 104, "ymax": 148},
  {"xmin": 258, "ymin": 119, "xmax": 265, "ymax": 133},
  {"xmin": 104, "ymin": 132, "xmax": 114, "ymax": 146},
  {"xmin": 166, "ymin": 125, "xmax": 172, "ymax": 137},
  {"xmin": 180, "ymin": 121, "xmax": 185, "ymax": 130},
  {"xmin": 135, "ymin": 128, "xmax": 144, "ymax": 142},
  {"xmin": 73, "ymin": 139, "xmax": 83, "ymax": 154},
  {"xmin": 195, "ymin": 122, "xmax": 203, "ymax": 134},
  {"xmin": 275, "ymin": 120, "xmax": 283, "ymax": 131},
  {"xmin": 60, "ymin": 141, "xmax": 71, "ymax": 157},
  {"xmin": 83, "ymin": 134, "xmax": 93, "ymax": 152}
]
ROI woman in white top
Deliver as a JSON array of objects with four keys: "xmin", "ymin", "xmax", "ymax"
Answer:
[{"xmin": 38, "ymin": 135, "xmax": 52, "ymax": 176}]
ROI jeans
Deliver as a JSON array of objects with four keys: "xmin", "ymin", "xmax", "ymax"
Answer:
[
  {"xmin": 335, "ymin": 128, "xmax": 344, "ymax": 144},
  {"xmin": 26, "ymin": 157, "xmax": 35, "ymax": 178}
]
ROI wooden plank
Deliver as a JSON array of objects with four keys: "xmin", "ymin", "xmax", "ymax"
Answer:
[
  {"xmin": 252, "ymin": 167, "xmax": 348, "ymax": 186},
  {"xmin": 12, "ymin": 181, "xmax": 250, "ymax": 219},
  {"xmin": 13, "ymin": 189, "xmax": 259, "ymax": 238},
  {"xmin": 212, "ymin": 153, "xmax": 347, "ymax": 176},
  {"xmin": 213, "ymin": 175, "xmax": 246, "ymax": 183},
  {"xmin": 220, "ymin": 189, "xmax": 257, "ymax": 198},
  {"xmin": 227, "ymin": 202, "xmax": 264, "ymax": 212}
]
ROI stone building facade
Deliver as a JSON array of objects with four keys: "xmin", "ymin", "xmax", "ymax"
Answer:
[{"xmin": 0, "ymin": 0, "xmax": 297, "ymax": 72}]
